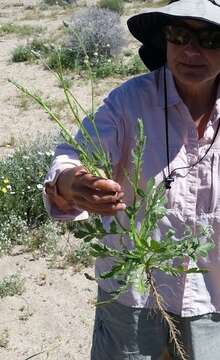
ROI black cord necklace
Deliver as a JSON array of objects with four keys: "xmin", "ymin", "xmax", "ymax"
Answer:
[{"xmin": 163, "ymin": 65, "xmax": 220, "ymax": 190}]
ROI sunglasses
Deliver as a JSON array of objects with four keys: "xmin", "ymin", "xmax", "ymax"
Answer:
[{"xmin": 163, "ymin": 24, "xmax": 220, "ymax": 49}]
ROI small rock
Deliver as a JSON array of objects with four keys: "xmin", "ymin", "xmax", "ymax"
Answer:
[{"xmin": 35, "ymin": 273, "xmax": 47, "ymax": 286}]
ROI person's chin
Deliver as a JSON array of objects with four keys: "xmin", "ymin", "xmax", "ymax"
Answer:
[{"xmin": 175, "ymin": 63, "xmax": 208, "ymax": 83}]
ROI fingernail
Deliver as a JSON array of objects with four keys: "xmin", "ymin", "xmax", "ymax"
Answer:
[
  {"xmin": 108, "ymin": 180, "xmax": 121, "ymax": 191},
  {"xmin": 119, "ymin": 203, "xmax": 126, "ymax": 210}
]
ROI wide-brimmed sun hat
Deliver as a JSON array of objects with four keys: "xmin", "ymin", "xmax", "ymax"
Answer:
[{"xmin": 127, "ymin": 0, "xmax": 220, "ymax": 71}]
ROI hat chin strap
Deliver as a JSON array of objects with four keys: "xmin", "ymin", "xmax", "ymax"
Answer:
[
  {"xmin": 208, "ymin": 0, "xmax": 220, "ymax": 7},
  {"xmin": 163, "ymin": 66, "xmax": 174, "ymax": 190},
  {"xmin": 163, "ymin": 65, "xmax": 220, "ymax": 190}
]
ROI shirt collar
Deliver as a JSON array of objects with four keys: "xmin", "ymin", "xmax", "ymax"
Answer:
[{"xmin": 158, "ymin": 66, "xmax": 220, "ymax": 124}]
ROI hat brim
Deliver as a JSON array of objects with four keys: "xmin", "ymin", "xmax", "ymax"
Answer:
[{"xmin": 127, "ymin": 0, "xmax": 220, "ymax": 71}]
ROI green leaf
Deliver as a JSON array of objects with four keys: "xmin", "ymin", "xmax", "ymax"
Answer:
[
  {"xmin": 95, "ymin": 217, "xmax": 103, "ymax": 227},
  {"xmin": 186, "ymin": 267, "xmax": 207, "ymax": 274},
  {"xmin": 137, "ymin": 188, "xmax": 146, "ymax": 198},
  {"xmin": 74, "ymin": 230, "xmax": 90, "ymax": 239},
  {"xmin": 145, "ymin": 177, "xmax": 155, "ymax": 195},
  {"xmin": 196, "ymin": 242, "xmax": 214, "ymax": 257},
  {"xmin": 83, "ymin": 235, "xmax": 94, "ymax": 242},
  {"xmin": 150, "ymin": 239, "xmax": 162, "ymax": 252},
  {"xmin": 84, "ymin": 222, "xmax": 95, "ymax": 233},
  {"xmin": 100, "ymin": 263, "xmax": 124, "ymax": 279},
  {"xmin": 110, "ymin": 220, "xmax": 117, "ymax": 234}
]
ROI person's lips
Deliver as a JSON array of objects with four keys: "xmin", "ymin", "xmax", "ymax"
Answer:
[{"xmin": 179, "ymin": 62, "xmax": 206, "ymax": 68}]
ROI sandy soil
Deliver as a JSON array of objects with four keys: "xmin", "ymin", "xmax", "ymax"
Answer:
[{"xmin": 0, "ymin": 0, "xmax": 142, "ymax": 358}]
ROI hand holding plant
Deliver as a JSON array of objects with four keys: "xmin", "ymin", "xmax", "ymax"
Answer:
[{"xmin": 56, "ymin": 165, "xmax": 126, "ymax": 215}]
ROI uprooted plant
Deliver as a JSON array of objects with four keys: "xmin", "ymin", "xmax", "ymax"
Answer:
[{"xmin": 9, "ymin": 46, "xmax": 214, "ymax": 360}]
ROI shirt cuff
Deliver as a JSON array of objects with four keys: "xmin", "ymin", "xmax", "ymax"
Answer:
[{"xmin": 43, "ymin": 160, "xmax": 89, "ymax": 221}]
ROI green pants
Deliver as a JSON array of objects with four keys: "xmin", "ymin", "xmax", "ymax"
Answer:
[{"xmin": 91, "ymin": 287, "xmax": 220, "ymax": 360}]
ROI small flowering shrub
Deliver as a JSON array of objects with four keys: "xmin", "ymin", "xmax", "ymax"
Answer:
[
  {"xmin": 66, "ymin": 7, "xmax": 127, "ymax": 66},
  {"xmin": 94, "ymin": 54, "xmax": 147, "ymax": 78},
  {"xmin": 0, "ymin": 139, "xmax": 61, "ymax": 255},
  {"xmin": 0, "ymin": 274, "xmax": 25, "ymax": 298},
  {"xmin": 0, "ymin": 214, "xmax": 29, "ymax": 254},
  {"xmin": 0, "ymin": 140, "xmax": 54, "ymax": 226}
]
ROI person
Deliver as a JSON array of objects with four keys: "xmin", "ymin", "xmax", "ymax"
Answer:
[{"xmin": 43, "ymin": 0, "xmax": 220, "ymax": 359}]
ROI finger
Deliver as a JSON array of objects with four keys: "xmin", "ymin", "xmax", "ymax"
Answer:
[
  {"xmin": 74, "ymin": 188, "xmax": 124, "ymax": 205},
  {"xmin": 72, "ymin": 196, "xmax": 126, "ymax": 215},
  {"xmin": 77, "ymin": 173, "xmax": 121, "ymax": 192}
]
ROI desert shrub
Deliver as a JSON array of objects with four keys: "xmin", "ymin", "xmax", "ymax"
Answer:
[
  {"xmin": 46, "ymin": 47, "xmax": 77, "ymax": 70},
  {"xmin": 66, "ymin": 7, "xmax": 127, "ymax": 66},
  {"xmin": 0, "ymin": 140, "xmax": 54, "ymax": 227},
  {"xmin": 93, "ymin": 54, "xmax": 147, "ymax": 78},
  {"xmin": 124, "ymin": 54, "xmax": 147, "ymax": 75},
  {"xmin": 99, "ymin": 0, "xmax": 124, "ymax": 14},
  {"xmin": 0, "ymin": 274, "xmax": 25, "ymax": 298},
  {"xmin": 12, "ymin": 39, "xmax": 52, "ymax": 63},
  {"xmin": 0, "ymin": 214, "xmax": 29, "ymax": 254},
  {"xmin": 0, "ymin": 139, "xmax": 61, "ymax": 254},
  {"xmin": 12, "ymin": 46, "xmax": 33, "ymax": 62}
]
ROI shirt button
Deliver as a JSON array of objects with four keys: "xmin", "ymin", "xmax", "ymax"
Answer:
[{"xmin": 189, "ymin": 186, "xmax": 195, "ymax": 193}]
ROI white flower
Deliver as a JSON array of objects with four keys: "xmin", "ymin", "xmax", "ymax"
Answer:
[
  {"xmin": 46, "ymin": 151, "xmax": 54, "ymax": 156},
  {"xmin": 36, "ymin": 184, "xmax": 43, "ymax": 190}
]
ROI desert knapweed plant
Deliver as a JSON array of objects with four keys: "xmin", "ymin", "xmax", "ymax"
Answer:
[
  {"xmin": 10, "ymin": 48, "xmax": 214, "ymax": 360},
  {"xmin": 65, "ymin": 6, "xmax": 127, "ymax": 66}
]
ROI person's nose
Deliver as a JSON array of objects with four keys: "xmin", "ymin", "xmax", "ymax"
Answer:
[{"xmin": 183, "ymin": 37, "xmax": 201, "ymax": 56}]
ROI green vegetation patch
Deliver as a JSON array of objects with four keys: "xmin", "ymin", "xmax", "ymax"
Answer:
[
  {"xmin": 12, "ymin": 38, "xmax": 52, "ymax": 63},
  {"xmin": 99, "ymin": 0, "xmax": 124, "ymax": 14},
  {"xmin": 43, "ymin": 0, "xmax": 76, "ymax": 5},
  {"xmin": 0, "ymin": 139, "xmax": 56, "ymax": 255},
  {"xmin": 0, "ymin": 23, "xmax": 45, "ymax": 37},
  {"xmin": 0, "ymin": 274, "xmax": 25, "ymax": 298}
]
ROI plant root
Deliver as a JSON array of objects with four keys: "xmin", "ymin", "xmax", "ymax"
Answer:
[{"xmin": 147, "ymin": 272, "xmax": 188, "ymax": 360}]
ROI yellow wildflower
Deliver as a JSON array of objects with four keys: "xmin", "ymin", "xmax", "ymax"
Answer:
[{"xmin": 1, "ymin": 187, "xmax": 7, "ymax": 193}]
